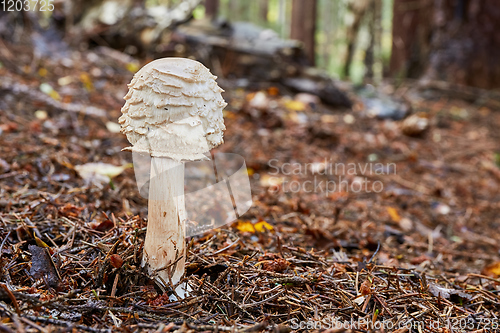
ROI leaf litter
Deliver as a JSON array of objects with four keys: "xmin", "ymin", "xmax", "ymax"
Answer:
[{"xmin": 0, "ymin": 34, "xmax": 499, "ymax": 332}]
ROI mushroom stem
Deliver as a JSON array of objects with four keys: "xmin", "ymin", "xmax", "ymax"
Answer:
[{"xmin": 143, "ymin": 157, "xmax": 186, "ymax": 289}]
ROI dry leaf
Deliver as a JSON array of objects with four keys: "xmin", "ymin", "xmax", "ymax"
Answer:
[
  {"xmin": 411, "ymin": 254, "xmax": 431, "ymax": 265},
  {"xmin": 428, "ymin": 283, "xmax": 472, "ymax": 300},
  {"xmin": 263, "ymin": 258, "xmax": 289, "ymax": 272},
  {"xmin": 248, "ymin": 91, "xmax": 269, "ymax": 110},
  {"xmin": 89, "ymin": 219, "xmax": 115, "ymax": 232},
  {"xmin": 401, "ymin": 113, "xmax": 429, "ymax": 136},
  {"xmin": 34, "ymin": 235, "xmax": 50, "ymax": 249},
  {"xmin": 80, "ymin": 73, "xmax": 93, "ymax": 91},
  {"xmin": 234, "ymin": 220, "xmax": 274, "ymax": 233},
  {"xmin": 74, "ymin": 162, "xmax": 132, "ymax": 187},
  {"xmin": 40, "ymin": 83, "xmax": 61, "ymax": 100},
  {"xmin": 106, "ymin": 121, "xmax": 121, "ymax": 133},
  {"xmin": 482, "ymin": 262, "xmax": 500, "ymax": 277},
  {"xmin": 110, "ymin": 254, "xmax": 124, "ymax": 268},
  {"xmin": 29, "ymin": 245, "xmax": 59, "ymax": 288},
  {"xmin": 284, "ymin": 100, "xmax": 306, "ymax": 112},
  {"xmin": 234, "ymin": 221, "xmax": 255, "ymax": 233},
  {"xmin": 359, "ymin": 280, "xmax": 372, "ymax": 295},
  {"xmin": 386, "ymin": 207, "xmax": 401, "ymax": 222},
  {"xmin": 254, "ymin": 221, "xmax": 274, "ymax": 232},
  {"xmin": 259, "ymin": 174, "xmax": 284, "ymax": 188}
]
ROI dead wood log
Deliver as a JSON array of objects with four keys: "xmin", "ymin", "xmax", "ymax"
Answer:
[
  {"xmin": 63, "ymin": 0, "xmax": 201, "ymax": 52},
  {"xmin": 168, "ymin": 20, "xmax": 352, "ymax": 108}
]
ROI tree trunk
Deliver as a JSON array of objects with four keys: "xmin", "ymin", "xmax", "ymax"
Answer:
[
  {"xmin": 364, "ymin": 0, "xmax": 382, "ymax": 81},
  {"xmin": 389, "ymin": 0, "xmax": 433, "ymax": 78},
  {"xmin": 424, "ymin": 0, "xmax": 500, "ymax": 88},
  {"xmin": 343, "ymin": 0, "xmax": 369, "ymax": 78},
  {"xmin": 239, "ymin": 0, "xmax": 251, "ymax": 22},
  {"xmin": 205, "ymin": 0, "xmax": 219, "ymax": 20},
  {"xmin": 259, "ymin": 0, "xmax": 268, "ymax": 24},
  {"xmin": 390, "ymin": 0, "xmax": 500, "ymax": 89},
  {"xmin": 320, "ymin": 0, "xmax": 334, "ymax": 70},
  {"xmin": 228, "ymin": 0, "xmax": 238, "ymax": 21},
  {"xmin": 364, "ymin": 0, "xmax": 375, "ymax": 79},
  {"xmin": 290, "ymin": 0, "xmax": 317, "ymax": 66},
  {"xmin": 278, "ymin": 0, "xmax": 288, "ymax": 38}
]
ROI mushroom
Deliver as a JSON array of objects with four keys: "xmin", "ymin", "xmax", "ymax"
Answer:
[{"xmin": 119, "ymin": 58, "xmax": 226, "ymax": 294}]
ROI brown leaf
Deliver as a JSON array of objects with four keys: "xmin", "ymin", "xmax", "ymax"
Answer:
[
  {"xmin": 59, "ymin": 203, "xmax": 84, "ymax": 218},
  {"xmin": 263, "ymin": 258, "xmax": 290, "ymax": 273},
  {"xmin": 411, "ymin": 254, "xmax": 432, "ymax": 265},
  {"xmin": 359, "ymin": 280, "xmax": 372, "ymax": 296},
  {"xmin": 29, "ymin": 245, "xmax": 59, "ymax": 288},
  {"xmin": 109, "ymin": 254, "xmax": 124, "ymax": 268},
  {"xmin": 89, "ymin": 219, "xmax": 115, "ymax": 232}
]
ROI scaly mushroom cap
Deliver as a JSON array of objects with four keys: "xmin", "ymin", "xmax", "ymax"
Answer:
[{"xmin": 119, "ymin": 58, "xmax": 227, "ymax": 161}]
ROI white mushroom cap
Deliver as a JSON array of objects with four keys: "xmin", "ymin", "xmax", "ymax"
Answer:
[{"xmin": 119, "ymin": 58, "xmax": 227, "ymax": 161}]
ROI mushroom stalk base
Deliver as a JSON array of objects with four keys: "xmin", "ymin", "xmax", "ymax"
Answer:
[{"xmin": 142, "ymin": 157, "xmax": 186, "ymax": 292}]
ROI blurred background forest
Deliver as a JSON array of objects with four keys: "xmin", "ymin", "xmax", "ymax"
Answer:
[
  {"xmin": 201, "ymin": 0, "xmax": 394, "ymax": 83},
  {"xmin": 2, "ymin": 0, "xmax": 499, "ymax": 89}
]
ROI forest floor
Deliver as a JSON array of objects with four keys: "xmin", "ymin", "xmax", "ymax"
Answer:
[{"xmin": 0, "ymin": 34, "xmax": 500, "ymax": 333}]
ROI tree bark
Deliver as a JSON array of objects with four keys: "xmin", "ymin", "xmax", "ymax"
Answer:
[
  {"xmin": 391, "ymin": 0, "xmax": 500, "ymax": 88},
  {"xmin": 278, "ymin": 0, "xmax": 288, "ymax": 38},
  {"xmin": 259, "ymin": 0, "xmax": 268, "ymax": 24},
  {"xmin": 389, "ymin": 0, "xmax": 433, "ymax": 78},
  {"xmin": 205, "ymin": 0, "xmax": 219, "ymax": 20},
  {"xmin": 343, "ymin": 0, "xmax": 369, "ymax": 78},
  {"xmin": 290, "ymin": 0, "xmax": 317, "ymax": 66},
  {"xmin": 424, "ymin": 0, "xmax": 500, "ymax": 88},
  {"xmin": 239, "ymin": 0, "xmax": 251, "ymax": 22},
  {"xmin": 364, "ymin": 0, "xmax": 382, "ymax": 81},
  {"xmin": 320, "ymin": 0, "xmax": 333, "ymax": 69}
]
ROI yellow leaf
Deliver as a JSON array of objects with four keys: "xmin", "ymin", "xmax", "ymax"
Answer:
[
  {"xmin": 386, "ymin": 207, "xmax": 401, "ymax": 222},
  {"xmin": 126, "ymin": 62, "xmax": 140, "ymax": 73},
  {"xmin": 80, "ymin": 73, "xmax": 94, "ymax": 91},
  {"xmin": 34, "ymin": 235, "xmax": 50, "ymax": 248},
  {"xmin": 483, "ymin": 262, "xmax": 500, "ymax": 277},
  {"xmin": 284, "ymin": 100, "xmax": 306, "ymax": 112},
  {"xmin": 223, "ymin": 110, "xmax": 237, "ymax": 119},
  {"xmin": 254, "ymin": 221, "xmax": 274, "ymax": 232},
  {"xmin": 40, "ymin": 83, "xmax": 61, "ymax": 101},
  {"xmin": 234, "ymin": 221, "xmax": 255, "ymax": 233},
  {"xmin": 49, "ymin": 90, "xmax": 61, "ymax": 100},
  {"xmin": 38, "ymin": 68, "xmax": 48, "ymax": 77},
  {"xmin": 234, "ymin": 220, "xmax": 274, "ymax": 233}
]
